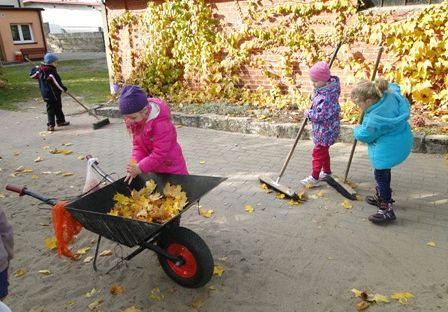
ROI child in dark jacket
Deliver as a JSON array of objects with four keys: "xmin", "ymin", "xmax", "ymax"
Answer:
[
  {"xmin": 0, "ymin": 206, "xmax": 14, "ymax": 302},
  {"xmin": 300, "ymin": 61, "xmax": 341, "ymax": 187},
  {"xmin": 351, "ymin": 78, "xmax": 413, "ymax": 224},
  {"xmin": 30, "ymin": 53, "xmax": 70, "ymax": 131}
]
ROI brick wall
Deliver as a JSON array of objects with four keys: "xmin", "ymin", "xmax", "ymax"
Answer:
[{"xmin": 104, "ymin": 0, "xmax": 421, "ymax": 102}]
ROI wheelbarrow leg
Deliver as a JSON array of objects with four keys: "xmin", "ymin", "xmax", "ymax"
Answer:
[{"xmin": 93, "ymin": 234, "xmax": 103, "ymax": 272}]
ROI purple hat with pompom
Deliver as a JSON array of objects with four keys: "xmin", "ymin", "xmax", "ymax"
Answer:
[{"xmin": 119, "ymin": 85, "xmax": 148, "ymax": 114}]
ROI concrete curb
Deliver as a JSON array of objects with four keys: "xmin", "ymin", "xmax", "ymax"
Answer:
[{"xmin": 97, "ymin": 107, "xmax": 448, "ymax": 155}]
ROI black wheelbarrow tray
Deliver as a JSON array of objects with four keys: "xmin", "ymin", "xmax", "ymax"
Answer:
[{"xmin": 6, "ymin": 172, "xmax": 226, "ymax": 288}]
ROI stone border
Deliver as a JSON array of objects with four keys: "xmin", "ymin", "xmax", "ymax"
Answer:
[{"xmin": 97, "ymin": 107, "xmax": 448, "ymax": 155}]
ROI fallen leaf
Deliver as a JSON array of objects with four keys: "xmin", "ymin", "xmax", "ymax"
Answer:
[
  {"xmin": 62, "ymin": 149, "xmax": 73, "ymax": 155},
  {"xmin": 99, "ymin": 249, "xmax": 112, "ymax": 256},
  {"xmin": 209, "ymin": 285, "xmax": 216, "ymax": 290},
  {"xmin": 199, "ymin": 207, "xmax": 214, "ymax": 218},
  {"xmin": 258, "ymin": 114, "xmax": 269, "ymax": 120},
  {"xmin": 110, "ymin": 284, "xmax": 124, "ymax": 295},
  {"xmin": 426, "ymin": 241, "xmax": 436, "ymax": 247},
  {"xmin": 62, "ymin": 142, "xmax": 73, "ymax": 146},
  {"xmin": 14, "ymin": 151, "xmax": 21, "ymax": 156},
  {"xmin": 0, "ymin": 193, "xmax": 5, "ymax": 199},
  {"xmin": 199, "ymin": 160, "xmax": 206, "ymax": 164},
  {"xmin": 84, "ymin": 256, "xmax": 93, "ymax": 263},
  {"xmin": 34, "ymin": 156, "xmax": 44, "ymax": 162},
  {"xmin": 15, "ymin": 268, "xmax": 27, "ymax": 278},
  {"xmin": 86, "ymin": 288, "xmax": 97, "ymax": 298},
  {"xmin": 341, "ymin": 200, "xmax": 353, "ymax": 209},
  {"xmin": 356, "ymin": 301, "xmax": 370, "ymax": 311},
  {"xmin": 42, "ymin": 145, "xmax": 50, "ymax": 150},
  {"xmin": 87, "ymin": 299, "xmax": 103, "ymax": 310},
  {"xmin": 260, "ymin": 183, "xmax": 269, "ymax": 190},
  {"xmin": 28, "ymin": 305, "xmax": 46, "ymax": 312},
  {"xmin": 76, "ymin": 247, "xmax": 91, "ymax": 255},
  {"xmin": 391, "ymin": 292, "xmax": 414, "ymax": 304},
  {"xmin": 44, "ymin": 236, "xmax": 58, "ymax": 250},
  {"xmin": 65, "ymin": 301, "xmax": 75, "ymax": 308},
  {"xmin": 38, "ymin": 269, "xmax": 52, "ymax": 275},
  {"xmin": 191, "ymin": 296, "xmax": 207, "ymax": 309},
  {"xmin": 77, "ymin": 155, "xmax": 85, "ymax": 160},
  {"xmin": 213, "ymin": 264, "xmax": 225, "ymax": 276},
  {"xmin": 42, "ymin": 171, "xmax": 52, "ymax": 175},
  {"xmin": 297, "ymin": 190, "xmax": 307, "ymax": 200},
  {"xmin": 244, "ymin": 204, "xmax": 254, "ymax": 213},
  {"xmin": 123, "ymin": 307, "xmax": 141, "ymax": 312},
  {"xmin": 288, "ymin": 200, "xmax": 302, "ymax": 206},
  {"xmin": 276, "ymin": 193, "xmax": 285, "ymax": 199},
  {"xmin": 369, "ymin": 293, "xmax": 389, "ymax": 303},
  {"xmin": 62, "ymin": 172, "xmax": 74, "ymax": 177},
  {"xmin": 149, "ymin": 287, "xmax": 164, "ymax": 301},
  {"xmin": 52, "ymin": 171, "xmax": 62, "ymax": 175},
  {"xmin": 31, "ymin": 175, "xmax": 39, "ymax": 179}
]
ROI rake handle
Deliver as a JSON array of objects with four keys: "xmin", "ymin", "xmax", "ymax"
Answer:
[
  {"xmin": 65, "ymin": 91, "xmax": 100, "ymax": 120},
  {"xmin": 343, "ymin": 46, "xmax": 384, "ymax": 183}
]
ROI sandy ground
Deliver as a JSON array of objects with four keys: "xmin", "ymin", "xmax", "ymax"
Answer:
[{"xmin": 1, "ymin": 100, "xmax": 448, "ymax": 312}]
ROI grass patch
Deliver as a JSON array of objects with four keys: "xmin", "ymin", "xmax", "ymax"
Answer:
[{"xmin": 0, "ymin": 59, "xmax": 110, "ymax": 110}]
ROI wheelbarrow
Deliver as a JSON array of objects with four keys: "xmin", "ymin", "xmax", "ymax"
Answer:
[{"xmin": 5, "ymin": 157, "xmax": 226, "ymax": 288}]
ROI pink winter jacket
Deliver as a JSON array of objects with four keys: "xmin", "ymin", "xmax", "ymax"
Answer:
[{"xmin": 131, "ymin": 98, "xmax": 188, "ymax": 175}]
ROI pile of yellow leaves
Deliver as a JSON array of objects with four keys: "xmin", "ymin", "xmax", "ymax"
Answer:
[{"xmin": 108, "ymin": 180, "xmax": 188, "ymax": 224}]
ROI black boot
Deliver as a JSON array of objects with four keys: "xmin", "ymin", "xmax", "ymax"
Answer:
[
  {"xmin": 366, "ymin": 186, "xmax": 394, "ymax": 206},
  {"xmin": 368, "ymin": 198, "xmax": 396, "ymax": 224}
]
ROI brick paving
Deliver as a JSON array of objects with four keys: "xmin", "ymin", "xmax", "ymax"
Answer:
[{"xmin": 1, "ymin": 108, "xmax": 447, "ymax": 311}]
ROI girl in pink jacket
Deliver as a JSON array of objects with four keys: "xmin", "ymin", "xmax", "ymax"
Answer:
[{"xmin": 119, "ymin": 85, "xmax": 188, "ymax": 184}]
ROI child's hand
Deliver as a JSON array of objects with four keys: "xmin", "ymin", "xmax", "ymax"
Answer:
[{"xmin": 124, "ymin": 161, "xmax": 142, "ymax": 184}]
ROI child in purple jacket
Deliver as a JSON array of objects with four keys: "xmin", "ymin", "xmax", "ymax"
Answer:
[
  {"xmin": 300, "ymin": 61, "xmax": 341, "ymax": 187},
  {"xmin": 119, "ymin": 85, "xmax": 189, "ymax": 185}
]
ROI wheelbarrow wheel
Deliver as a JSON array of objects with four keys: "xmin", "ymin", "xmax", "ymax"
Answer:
[{"xmin": 157, "ymin": 226, "xmax": 213, "ymax": 288}]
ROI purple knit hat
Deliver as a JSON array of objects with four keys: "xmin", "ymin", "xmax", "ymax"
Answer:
[
  {"xmin": 309, "ymin": 61, "xmax": 331, "ymax": 82},
  {"xmin": 119, "ymin": 85, "xmax": 148, "ymax": 114}
]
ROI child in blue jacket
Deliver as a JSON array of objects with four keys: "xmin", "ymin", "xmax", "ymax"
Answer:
[
  {"xmin": 300, "ymin": 61, "xmax": 341, "ymax": 187},
  {"xmin": 351, "ymin": 78, "xmax": 413, "ymax": 224},
  {"xmin": 30, "ymin": 53, "xmax": 70, "ymax": 131}
]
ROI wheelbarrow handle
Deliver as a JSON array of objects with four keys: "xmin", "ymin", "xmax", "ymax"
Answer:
[
  {"xmin": 5, "ymin": 184, "xmax": 27, "ymax": 196},
  {"xmin": 5, "ymin": 184, "xmax": 57, "ymax": 206}
]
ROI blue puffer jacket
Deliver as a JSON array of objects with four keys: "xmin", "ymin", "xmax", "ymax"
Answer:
[{"xmin": 353, "ymin": 83, "xmax": 413, "ymax": 169}]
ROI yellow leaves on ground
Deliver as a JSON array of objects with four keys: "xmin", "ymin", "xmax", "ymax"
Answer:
[
  {"xmin": 34, "ymin": 156, "xmax": 44, "ymax": 162},
  {"xmin": 199, "ymin": 160, "xmax": 206, "ymax": 165},
  {"xmin": 149, "ymin": 287, "xmax": 164, "ymax": 301},
  {"xmin": 14, "ymin": 268, "xmax": 27, "ymax": 278},
  {"xmin": 309, "ymin": 191, "xmax": 324, "ymax": 200},
  {"xmin": 341, "ymin": 200, "xmax": 353, "ymax": 209},
  {"xmin": 86, "ymin": 288, "xmax": 97, "ymax": 298},
  {"xmin": 99, "ymin": 249, "xmax": 112, "ymax": 257},
  {"xmin": 87, "ymin": 299, "xmax": 103, "ymax": 311},
  {"xmin": 426, "ymin": 241, "xmax": 436, "ymax": 247},
  {"xmin": 38, "ymin": 269, "xmax": 51, "ymax": 275},
  {"xmin": 244, "ymin": 204, "xmax": 254, "ymax": 213},
  {"xmin": 391, "ymin": 292, "xmax": 414, "ymax": 304},
  {"xmin": 275, "ymin": 193, "xmax": 285, "ymax": 199},
  {"xmin": 352, "ymin": 288, "xmax": 413, "ymax": 309},
  {"xmin": 213, "ymin": 264, "xmax": 225, "ymax": 277},
  {"xmin": 123, "ymin": 307, "xmax": 141, "ymax": 312},
  {"xmin": 83, "ymin": 256, "xmax": 93, "ymax": 263},
  {"xmin": 76, "ymin": 247, "xmax": 91, "ymax": 255},
  {"xmin": 110, "ymin": 284, "xmax": 124, "ymax": 295},
  {"xmin": 109, "ymin": 180, "xmax": 188, "ymax": 224},
  {"xmin": 62, "ymin": 172, "xmax": 74, "ymax": 177},
  {"xmin": 49, "ymin": 148, "xmax": 73, "ymax": 155},
  {"xmin": 260, "ymin": 183, "xmax": 269, "ymax": 190},
  {"xmin": 44, "ymin": 236, "xmax": 58, "ymax": 250},
  {"xmin": 199, "ymin": 207, "xmax": 214, "ymax": 218}
]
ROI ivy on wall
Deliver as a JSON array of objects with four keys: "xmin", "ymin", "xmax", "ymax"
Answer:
[{"xmin": 108, "ymin": 0, "xmax": 448, "ymax": 123}]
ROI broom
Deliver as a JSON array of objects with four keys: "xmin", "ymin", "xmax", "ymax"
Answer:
[
  {"xmin": 320, "ymin": 47, "xmax": 384, "ymax": 200},
  {"xmin": 65, "ymin": 91, "xmax": 111, "ymax": 130},
  {"xmin": 258, "ymin": 42, "xmax": 343, "ymax": 200}
]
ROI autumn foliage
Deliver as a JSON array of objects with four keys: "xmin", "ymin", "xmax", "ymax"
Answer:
[{"xmin": 108, "ymin": 0, "xmax": 448, "ymax": 123}]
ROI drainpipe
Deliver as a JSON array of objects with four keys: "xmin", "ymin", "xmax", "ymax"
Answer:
[
  {"xmin": 38, "ymin": 9, "xmax": 47, "ymax": 52},
  {"xmin": 17, "ymin": 0, "xmax": 22, "ymax": 8},
  {"xmin": 101, "ymin": 0, "xmax": 115, "ymax": 93}
]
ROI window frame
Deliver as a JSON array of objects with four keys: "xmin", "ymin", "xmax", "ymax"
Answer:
[{"xmin": 10, "ymin": 24, "xmax": 34, "ymax": 44}]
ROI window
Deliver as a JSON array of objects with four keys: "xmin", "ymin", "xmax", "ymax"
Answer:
[
  {"xmin": 10, "ymin": 24, "xmax": 34, "ymax": 43},
  {"xmin": 358, "ymin": 0, "xmax": 443, "ymax": 10}
]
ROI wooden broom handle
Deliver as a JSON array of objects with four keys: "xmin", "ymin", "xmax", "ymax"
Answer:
[{"xmin": 343, "ymin": 46, "xmax": 384, "ymax": 183}]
